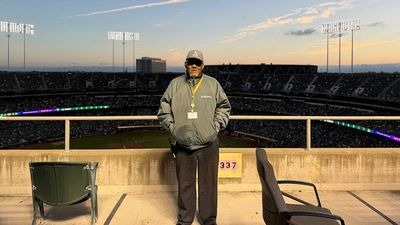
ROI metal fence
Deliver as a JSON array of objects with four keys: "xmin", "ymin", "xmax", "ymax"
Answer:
[{"xmin": 1, "ymin": 115, "xmax": 400, "ymax": 151}]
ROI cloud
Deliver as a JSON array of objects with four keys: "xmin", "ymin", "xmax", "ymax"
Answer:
[
  {"xmin": 153, "ymin": 20, "xmax": 172, "ymax": 28},
  {"xmin": 296, "ymin": 16, "xmax": 316, "ymax": 24},
  {"xmin": 221, "ymin": 0, "xmax": 354, "ymax": 43},
  {"xmin": 367, "ymin": 22, "xmax": 384, "ymax": 27},
  {"xmin": 167, "ymin": 49, "xmax": 185, "ymax": 65},
  {"xmin": 285, "ymin": 28, "xmax": 316, "ymax": 36},
  {"xmin": 354, "ymin": 40, "xmax": 390, "ymax": 49},
  {"xmin": 68, "ymin": 0, "xmax": 190, "ymax": 18},
  {"xmin": 153, "ymin": 23, "xmax": 164, "ymax": 27},
  {"xmin": 220, "ymin": 12, "xmax": 295, "ymax": 43}
]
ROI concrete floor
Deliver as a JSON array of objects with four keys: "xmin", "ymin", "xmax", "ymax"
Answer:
[{"xmin": 1, "ymin": 191, "xmax": 399, "ymax": 225}]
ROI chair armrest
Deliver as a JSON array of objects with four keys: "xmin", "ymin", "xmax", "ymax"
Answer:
[
  {"xmin": 284, "ymin": 211, "xmax": 345, "ymax": 225},
  {"xmin": 278, "ymin": 180, "xmax": 321, "ymax": 207},
  {"xmin": 282, "ymin": 191, "xmax": 314, "ymax": 207},
  {"xmin": 278, "ymin": 180, "xmax": 315, "ymax": 187}
]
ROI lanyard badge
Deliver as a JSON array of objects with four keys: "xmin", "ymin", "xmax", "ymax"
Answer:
[{"xmin": 188, "ymin": 77, "xmax": 204, "ymax": 119}]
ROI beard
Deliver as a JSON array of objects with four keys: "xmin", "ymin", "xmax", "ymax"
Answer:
[
  {"xmin": 189, "ymin": 72, "xmax": 200, "ymax": 77},
  {"xmin": 187, "ymin": 68, "xmax": 202, "ymax": 77}
]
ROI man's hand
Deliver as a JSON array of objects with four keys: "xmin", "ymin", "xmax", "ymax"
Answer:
[
  {"xmin": 168, "ymin": 123, "xmax": 174, "ymax": 133},
  {"xmin": 214, "ymin": 121, "xmax": 220, "ymax": 133}
]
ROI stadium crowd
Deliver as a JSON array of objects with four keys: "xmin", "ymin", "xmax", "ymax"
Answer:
[{"xmin": 0, "ymin": 70, "xmax": 399, "ymax": 149}]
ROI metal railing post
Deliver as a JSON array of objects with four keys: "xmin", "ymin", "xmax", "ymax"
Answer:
[
  {"xmin": 65, "ymin": 119, "xmax": 70, "ymax": 152},
  {"xmin": 306, "ymin": 119, "xmax": 311, "ymax": 151}
]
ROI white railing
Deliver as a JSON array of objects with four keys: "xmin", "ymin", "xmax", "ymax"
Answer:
[{"xmin": 1, "ymin": 115, "xmax": 400, "ymax": 151}]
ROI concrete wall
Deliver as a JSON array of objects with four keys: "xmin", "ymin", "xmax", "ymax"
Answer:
[{"xmin": 0, "ymin": 148, "xmax": 399, "ymax": 195}]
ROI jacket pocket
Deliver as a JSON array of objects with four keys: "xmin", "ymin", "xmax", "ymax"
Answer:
[
  {"xmin": 172, "ymin": 124, "xmax": 192, "ymax": 146},
  {"xmin": 196, "ymin": 120, "xmax": 217, "ymax": 144}
]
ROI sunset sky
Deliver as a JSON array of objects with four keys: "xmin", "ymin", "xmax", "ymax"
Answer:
[{"xmin": 0, "ymin": 0, "xmax": 399, "ymax": 70}]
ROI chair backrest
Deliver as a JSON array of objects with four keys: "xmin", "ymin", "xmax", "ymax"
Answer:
[
  {"xmin": 29, "ymin": 162, "xmax": 97, "ymax": 206},
  {"xmin": 256, "ymin": 148, "xmax": 288, "ymax": 225}
]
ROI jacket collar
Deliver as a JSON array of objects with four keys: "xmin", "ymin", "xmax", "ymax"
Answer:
[{"xmin": 185, "ymin": 72, "xmax": 203, "ymax": 86}]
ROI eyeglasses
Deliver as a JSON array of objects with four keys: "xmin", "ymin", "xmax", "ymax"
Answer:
[{"xmin": 187, "ymin": 58, "xmax": 203, "ymax": 67}]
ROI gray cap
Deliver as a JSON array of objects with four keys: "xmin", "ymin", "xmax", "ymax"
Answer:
[{"xmin": 186, "ymin": 50, "xmax": 204, "ymax": 62}]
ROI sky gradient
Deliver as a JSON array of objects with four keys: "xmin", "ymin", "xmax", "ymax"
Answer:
[{"xmin": 0, "ymin": 0, "xmax": 399, "ymax": 71}]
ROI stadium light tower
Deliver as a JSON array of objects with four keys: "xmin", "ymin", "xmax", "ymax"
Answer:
[
  {"xmin": 123, "ymin": 33, "xmax": 125, "ymax": 72},
  {"xmin": 322, "ymin": 18, "xmax": 360, "ymax": 74},
  {"xmin": 108, "ymin": 31, "xmax": 139, "ymax": 73},
  {"xmin": 132, "ymin": 33, "xmax": 139, "ymax": 72},
  {"xmin": 1, "ymin": 21, "xmax": 35, "ymax": 71}
]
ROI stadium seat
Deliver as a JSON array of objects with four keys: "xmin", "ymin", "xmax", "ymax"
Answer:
[
  {"xmin": 29, "ymin": 162, "xmax": 99, "ymax": 225},
  {"xmin": 255, "ymin": 148, "xmax": 345, "ymax": 225}
]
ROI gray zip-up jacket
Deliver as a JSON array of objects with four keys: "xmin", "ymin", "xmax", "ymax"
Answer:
[{"xmin": 157, "ymin": 73, "xmax": 231, "ymax": 150}]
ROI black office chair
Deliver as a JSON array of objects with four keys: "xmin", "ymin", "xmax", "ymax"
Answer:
[
  {"xmin": 29, "ymin": 162, "xmax": 98, "ymax": 225},
  {"xmin": 256, "ymin": 148, "xmax": 345, "ymax": 225}
]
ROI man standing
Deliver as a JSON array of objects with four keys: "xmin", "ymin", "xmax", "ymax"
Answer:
[{"xmin": 157, "ymin": 50, "xmax": 231, "ymax": 225}]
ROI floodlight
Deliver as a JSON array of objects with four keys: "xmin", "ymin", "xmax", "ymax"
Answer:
[
  {"xmin": 322, "ymin": 18, "xmax": 360, "ymax": 34},
  {"xmin": 107, "ymin": 31, "xmax": 140, "ymax": 72},
  {"xmin": 0, "ymin": 21, "xmax": 35, "ymax": 71},
  {"xmin": 322, "ymin": 18, "xmax": 360, "ymax": 73}
]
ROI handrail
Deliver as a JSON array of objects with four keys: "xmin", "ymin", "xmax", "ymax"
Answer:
[
  {"xmin": 2, "ymin": 115, "xmax": 400, "ymax": 121},
  {"xmin": 1, "ymin": 115, "xmax": 400, "ymax": 151}
]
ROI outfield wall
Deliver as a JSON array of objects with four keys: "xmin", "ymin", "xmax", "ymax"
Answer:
[{"xmin": 1, "ymin": 148, "xmax": 399, "ymax": 196}]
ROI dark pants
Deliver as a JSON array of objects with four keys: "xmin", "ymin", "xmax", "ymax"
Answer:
[{"xmin": 175, "ymin": 139, "xmax": 219, "ymax": 225}]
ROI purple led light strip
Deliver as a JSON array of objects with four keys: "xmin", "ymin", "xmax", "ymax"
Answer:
[{"xmin": 21, "ymin": 108, "xmax": 57, "ymax": 115}]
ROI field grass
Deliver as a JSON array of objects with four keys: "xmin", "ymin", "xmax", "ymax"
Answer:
[{"xmin": 21, "ymin": 131, "xmax": 258, "ymax": 149}]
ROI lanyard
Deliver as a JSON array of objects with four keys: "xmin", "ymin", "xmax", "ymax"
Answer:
[{"xmin": 189, "ymin": 77, "xmax": 204, "ymax": 111}]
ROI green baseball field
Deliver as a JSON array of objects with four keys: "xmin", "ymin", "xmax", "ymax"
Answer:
[{"xmin": 21, "ymin": 130, "xmax": 258, "ymax": 149}]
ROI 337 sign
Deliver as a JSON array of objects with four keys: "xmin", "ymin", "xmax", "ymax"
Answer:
[
  {"xmin": 219, "ymin": 161, "xmax": 237, "ymax": 169},
  {"xmin": 218, "ymin": 153, "xmax": 242, "ymax": 178}
]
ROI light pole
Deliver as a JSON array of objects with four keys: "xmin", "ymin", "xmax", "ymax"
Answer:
[
  {"xmin": 7, "ymin": 32, "xmax": 10, "ymax": 71},
  {"xmin": 108, "ymin": 31, "xmax": 139, "ymax": 73},
  {"xmin": 351, "ymin": 30, "xmax": 354, "ymax": 74},
  {"xmin": 322, "ymin": 22, "xmax": 332, "ymax": 73},
  {"xmin": 23, "ymin": 24, "xmax": 26, "ymax": 71},
  {"xmin": 1, "ymin": 21, "xmax": 34, "ymax": 72},
  {"xmin": 326, "ymin": 31, "xmax": 329, "ymax": 73},
  {"xmin": 132, "ymin": 33, "xmax": 139, "ymax": 72},
  {"xmin": 112, "ymin": 39, "xmax": 115, "ymax": 73},
  {"xmin": 350, "ymin": 18, "xmax": 360, "ymax": 74},
  {"xmin": 132, "ymin": 39, "xmax": 135, "ymax": 72},
  {"xmin": 339, "ymin": 25, "xmax": 341, "ymax": 74},
  {"xmin": 122, "ymin": 33, "xmax": 125, "ymax": 72},
  {"xmin": 322, "ymin": 19, "xmax": 360, "ymax": 74}
]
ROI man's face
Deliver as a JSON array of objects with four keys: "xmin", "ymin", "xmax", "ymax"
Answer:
[{"xmin": 185, "ymin": 58, "xmax": 204, "ymax": 77}]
